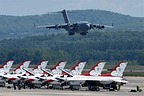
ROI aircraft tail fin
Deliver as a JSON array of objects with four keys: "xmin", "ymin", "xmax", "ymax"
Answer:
[
  {"xmin": 83, "ymin": 61, "xmax": 106, "ymax": 76},
  {"xmin": 0, "ymin": 60, "xmax": 14, "ymax": 73},
  {"xmin": 51, "ymin": 61, "xmax": 66, "ymax": 75},
  {"xmin": 13, "ymin": 60, "xmax": 30, "ymax": 74},
  {"xmin": 62, "ymin": 61, "xmax": 86, "ymax": 76},
  {"xmin": 101, "ymin": 61, "xmax": 128, "ymax": 77},
  {"xmin": 70, "ymin": 62, "xmax": 86, "ymax": 76},
  {"xmin": 33, "ymin": 60, "xmax": 48, "ymax": 74},
  {"xmin": 62, "ymin": 9, "xmax": 70, "ymax": 23}
]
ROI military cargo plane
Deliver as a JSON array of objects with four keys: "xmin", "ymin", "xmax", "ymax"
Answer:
[{"xmin": 35, "ymin": 9, "xmax": 112, "ymax": 35}]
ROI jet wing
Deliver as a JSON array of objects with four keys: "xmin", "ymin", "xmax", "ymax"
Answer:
[
  {"xmin": 41, "ymin": 68, "xmax": 53, "ymax": 76},
  {"xmin": 61, "ymin": 69, "xmax": 73, "ymax": 77},
  {"xmin": 22, "ymin": 67, "xmax": 35, "ymax": 76},
  {"xmin": 35, "ymin": 25, "xmax": 56, "ymax": 28},
  {"xmin": 112, "ymin": 79, "xmax": 128, "ymax": 83},
  {"xmin": 90, "ymin": 24, "xmax": 113, "ymax": 30},
  {"xmin": 35, "ymin": 24, "xmax": 67, "ymax": 29}
]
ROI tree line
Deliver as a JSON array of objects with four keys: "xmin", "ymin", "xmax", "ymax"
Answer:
[{"xmin": 0, "ymin": 30, "xmax": 143, "ymax": 65}]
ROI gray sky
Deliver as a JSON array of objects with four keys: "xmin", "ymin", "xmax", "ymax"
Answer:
[{"xmin": 0, "ymin": 0, "xmax": 144, "ymax": 17}]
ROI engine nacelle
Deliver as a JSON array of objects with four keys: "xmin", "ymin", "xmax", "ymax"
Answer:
[
  {"xmin": 68, "ymin": 24, "xmax": 74, "ymax": 29},
  {"xmin": 91, "ymin": 24, "xmax": 105, "ymax": 29},
  {"xmin": 55, "ymin": 24, "xmax": 62, "ymax": 29}
]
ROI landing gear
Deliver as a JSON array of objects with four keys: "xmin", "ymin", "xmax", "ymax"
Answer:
[
  {"xmin": 105, "ymin": 83, "xmax": 121, "ymax": 91},
  {"xmin": 113, "ymin": 84, "xmax": 121, "ymax": 91},
  {"xmin": 80, "ymin": 33, "xmax": 87, "ymax": 35},
  {"xmin": 69, "ymin": 33, "xmax": 75, "ymax": 35},
  {"xmin": 88, "ymin": 86, "xmax": 100, "ymax": 91},
  {"xmin": 70, "ymin": 85, "xmax": 81, "ymax": 91}
]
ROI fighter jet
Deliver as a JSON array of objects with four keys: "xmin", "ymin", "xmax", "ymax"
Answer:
[
  {"xmin": 0, "ymin": 61, "xmax": 31, "ymax": 83},
  {"xmin": 56, "ymin": 61, "xmax": 128, "ymax": 91},
  {"xmin": 35, "ymin": 9, "xmax": 112, "ymax": 35}
]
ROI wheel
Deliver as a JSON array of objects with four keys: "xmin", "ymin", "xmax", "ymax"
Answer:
[
  {"xmin": 95, "ymin": 86, "xmax": 100, "ymax": 91},
  {"xmin": 88, "ymin": 86, "xmax": 100, "ymax": 91},
  {"xmin": 69, "ymin": 33, "xmax": 75, "ymax": 35},
  {"xmin": 80, "ymin": 32, "xmax": 87, "ymax": 35}
]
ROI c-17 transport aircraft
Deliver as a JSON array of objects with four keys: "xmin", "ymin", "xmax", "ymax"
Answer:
[{"xmin": 35, "ymin": 9, "xmax": 112, "ymax": 35}]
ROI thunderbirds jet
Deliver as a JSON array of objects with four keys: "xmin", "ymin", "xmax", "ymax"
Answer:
[
  {"xmin": 39, "ymin": 61, "xmax": 86, "ymax": 83},
  {"xmin": 56, "ymin": 61, "xmax": 128, "ymax": 91},
  {"xmin": 22, "ymin": 60, "xmax": 48, "ymax": 76},
  {"xmin": 0, "ymin": 61, "xmax": 30, "ymax": 83},
  {"xmin": 18, "ymin": 60, "xmax": 49, "ymax": 82},
  {"xmin": 35, "ymin": 9, "xmax": 112, "ymax": 35},
  {"xmin": 36, "ymin": 61, "xmax": 86, "ymax": 88},
  {"xmin": 18, "ymin": 61, "xmax": 66, "ymax": 88}
]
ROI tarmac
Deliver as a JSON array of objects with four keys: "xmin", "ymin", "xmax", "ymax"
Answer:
[{"xmin": 0, "ymin": 76, "xmax": 143, "ymax": 96}]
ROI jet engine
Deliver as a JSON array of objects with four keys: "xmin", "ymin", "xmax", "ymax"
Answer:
[
  {"xmin": 91, "ymin": 24, "xmax": 105, "ymax": 29},
  {"xmin": 68, "ymin": 24, "xmax": 74, "ymax": 29},
  {"xmin": 55, "ymin": 24, "xmax": 62, "ymax": 29}
]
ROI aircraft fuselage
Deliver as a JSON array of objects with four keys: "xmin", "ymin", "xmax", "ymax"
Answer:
[{"xmin": 65, "ymin": 21, "xmax": 90, "ymax": 35}]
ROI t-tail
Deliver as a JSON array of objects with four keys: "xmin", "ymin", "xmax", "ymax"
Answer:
[
  {"xmin": 101, "ymin": 61, "xmax": 128, "ymax": 77},
  {"xmin": 62, "ymin": 9, "xmax": 70, "ymax": 23},
  {"xmin": 13, "ymin": 60, "xmax": 30, "ymax": 74},
  {"xmin": 0, "ymin": 60, "xmax": 14, "ymax": 73},
  {"xmin": 82, "ymin": 61, "xmax": 106, "ymax": 76},
  {"xmin": 51, "ymin": 61, "xmax": 67, "ymax": 75}
]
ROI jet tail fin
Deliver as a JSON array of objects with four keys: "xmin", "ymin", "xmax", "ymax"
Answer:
[
  {"xmin": 33, "ymin": 60, "xmax": 48, "ymax": 74},
  {"xmin": 51, "ymin": 61, "xmax": 66, "ymax": 75},
  {"xmin": 69, "ymin": 62, "xmax": 86, "ymax": 76},
  {"xmin": 83, "ymin": 61, "xmax": 106, "ymax": 76},
  {"xmin": 101, "ymin": 61, "xmax": 128, "ymax": 77},
  {"xmin": 13, "ymin": 61, "xmax": 30, "ymax": 74},
  {"xmin": 62, "ymin": 9, "xmax": 70, "ymax": 23},
  {"xmin": 62, "ymin": 61, "xmax": 86, "ymax": 76},
  {"xmin": 0, "ymin": 60, "xmax": 14, "ymax": 73}
]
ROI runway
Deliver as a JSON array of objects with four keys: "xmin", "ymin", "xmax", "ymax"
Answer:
[{"xmin": 0, "ymin": 77, "xmax": 143, "ymax": 96}]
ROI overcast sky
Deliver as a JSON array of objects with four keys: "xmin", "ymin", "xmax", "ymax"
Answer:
[{"xmin": 0, "ymin": 0, "xmax": 144, "ymax": 17}]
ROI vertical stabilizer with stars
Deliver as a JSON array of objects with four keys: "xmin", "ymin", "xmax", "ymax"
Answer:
[
  {"xmin": 13, "ymin": 61, "xmax": 30, "ymax": 74},
  {"xmin": 51, "ymin": 61, "xmax": 66, "ymax": 75},
  {"xmin": 0, "ymin": 60, "xmax": 14, "ymax": 73},
  {"xmin": 101, "ymin": 61, "xmax": 128, "ymax": 77},
  {"xmin": 82, "ymin": 61, "xmax": 106, "ymax": 76}
]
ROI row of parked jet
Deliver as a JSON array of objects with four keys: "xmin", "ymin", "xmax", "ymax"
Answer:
[{"xmin": 0, "ymin": 60, "xmax": 128, "ymax": 91}]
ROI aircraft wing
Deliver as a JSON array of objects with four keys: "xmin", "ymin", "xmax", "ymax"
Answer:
[
  {"xmin": 104, "ymin": 25, "xmax": 113, "ymax": 28},
  {"xmin": 61, "ymin": 69, "xmax": 73, "ymax": 77},
  {"xmin": 112, "ymin": 79, "xmax": 128, "ymax": 83},
  {"xmin": 41, "ymin": 68, "xmax": 53, "ymax": 76},
  {"xmin": 91, "ymin": 24, "xmax": 113, "ymax": 29},
  {"xmin": 22, "ymin": 67, "xmax": 35, "ymax": 76},
  {"xmin": 35, "ymin": 25, "xmax": 56, "ymax": 28},
  {"xmin": 35, "ymin": 24, "xmax": 67, "ymax": 29},
  {"xmin": 0, "ymin": 75, "xmax": 9, "ymax": 80}
]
